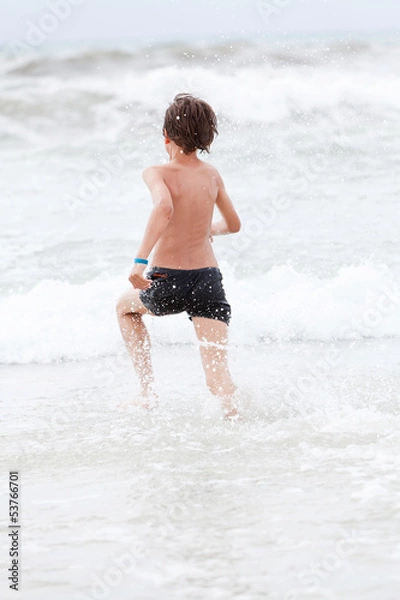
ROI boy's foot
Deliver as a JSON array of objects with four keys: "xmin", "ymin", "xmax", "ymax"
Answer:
[
  {"xmin": 116, "ymin": 393, "xmax": 159, "ymax": 411},
  {"xmin": 135, "ymin": 387, "xmax": 159, "ymax": 409},
  {"xmin": 223, "ymin": 407, "xmax": 240, "ymax": 421},
  {"xmin": 141, "ymin": 395, "xmax": 159, "ymax": 410}
]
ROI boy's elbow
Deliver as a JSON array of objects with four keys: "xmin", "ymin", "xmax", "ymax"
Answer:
[
  {"xmin": 230, "ymin": 218, "xmax": 241, "ymax": 233},
  {"xmin": 158, "ymin": 201, "xmax": 174, "ymax": 220}
]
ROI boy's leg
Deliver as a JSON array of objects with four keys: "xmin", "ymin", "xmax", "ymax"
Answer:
[
  {"xmin": 191, "ymin": 317, "xmax": 238, "ymax": 419},
  {"xmin": 116, "ymin": 289, "xmax": 156, "ymax": 398}
]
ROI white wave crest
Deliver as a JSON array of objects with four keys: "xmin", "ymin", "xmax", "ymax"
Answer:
[{"xmin": 1, "ymin": 264, "xmax": 399, "ymax": 364}]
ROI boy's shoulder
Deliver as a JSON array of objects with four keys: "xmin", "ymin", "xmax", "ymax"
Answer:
[
  {"xmin": 143, "ymin": 161, "xmax": 221, "ymax": 179},
  {"xmin": 142, "ymin": 164, "xmax": 172, "ymax": 182},
  {"xmin": 142, "ymin": 164, "xmax": 163, "ymax": 177},
  {"xmin": 141, "ymin": 165, "xmax": 165, "ymax": 186}
]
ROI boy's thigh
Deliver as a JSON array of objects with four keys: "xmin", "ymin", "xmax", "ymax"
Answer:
[
  {"xmin": 191, "ymin": 316, "xmax": 229, "ymax": 345},
  {"xmin": 192, "ymin": 317, "xmax": 230, "ymax": 374}
]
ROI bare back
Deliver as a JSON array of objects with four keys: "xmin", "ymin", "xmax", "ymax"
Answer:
[{"xmin": 151, "ymin": 159, "xmax": 219, "ymax": 269}]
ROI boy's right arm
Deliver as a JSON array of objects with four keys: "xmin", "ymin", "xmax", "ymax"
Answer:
[
  {"xmin": 211, "ymin": 172, "xmax": 241, "ymax": 236},
  {"xmin": 128, "ymin": 166, "xmax": 174, "ymax": 289}
]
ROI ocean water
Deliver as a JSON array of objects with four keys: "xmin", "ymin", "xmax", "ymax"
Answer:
[{"xmin": 1, "ymin": 37, "xmax": 400, "ymax": 599}]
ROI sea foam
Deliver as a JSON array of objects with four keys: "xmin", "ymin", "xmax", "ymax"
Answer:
[{"xmin": 1, "ymin": 264, "xmax": 399, "ymax": 364}]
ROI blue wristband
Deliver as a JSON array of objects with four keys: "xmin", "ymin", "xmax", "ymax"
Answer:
[{"xmin": 134, "ymin": 258, "xmax": 148, "ymax": 265}]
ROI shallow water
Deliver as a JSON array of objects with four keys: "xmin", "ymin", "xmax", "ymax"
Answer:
[{"xmin": 2, "ymin": 340, "xmax": 400, "ymax": 599}]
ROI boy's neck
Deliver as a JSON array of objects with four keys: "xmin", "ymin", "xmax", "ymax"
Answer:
[{"xmin": 168, "ymin": 143, "xmax": 200, "ymax": 164}]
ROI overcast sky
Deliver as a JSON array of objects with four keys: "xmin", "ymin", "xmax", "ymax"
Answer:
[{"xmin": 1, "ymin": 0, "xmax": 399, "ymax": 45}]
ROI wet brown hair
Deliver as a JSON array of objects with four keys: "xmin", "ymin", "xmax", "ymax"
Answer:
[{"xmin": 163, "ymin": 93, "xmax": 218, "ymax": 154}]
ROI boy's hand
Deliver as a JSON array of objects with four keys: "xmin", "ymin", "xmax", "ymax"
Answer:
[{"xmin": 129, "ymin": 263, "xmax": 152, "ymax": 290}]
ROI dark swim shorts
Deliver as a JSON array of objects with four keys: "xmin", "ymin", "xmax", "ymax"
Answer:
[{"xmin": 139, "ymin": 266, "xmax": 231, "ymax": 325}]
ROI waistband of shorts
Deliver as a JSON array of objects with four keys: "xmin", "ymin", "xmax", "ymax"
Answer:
[{"xmin": 149, "ymin": 265, "xmax": 220, "ymax": 275}]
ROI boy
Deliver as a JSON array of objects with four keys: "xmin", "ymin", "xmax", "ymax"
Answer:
[{"xmin": 116, "ymin": 93, "xmax": 241, "ymax": 419}]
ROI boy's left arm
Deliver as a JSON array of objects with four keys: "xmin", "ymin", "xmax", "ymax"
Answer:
[{"xmin": 129, "ymin": 167, "xmax": 173, "ymax": 290}]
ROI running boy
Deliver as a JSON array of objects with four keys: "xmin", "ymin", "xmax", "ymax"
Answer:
[{"xmin": 116, "ymin": 93, "xmax": 241, "ymax": 419}]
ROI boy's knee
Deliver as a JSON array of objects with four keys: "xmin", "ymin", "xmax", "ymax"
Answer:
[
  {"xmin": 116, "ymin": 301, "xmax": 143, "ymax": 325},
  {"xmin": 115, "ymin": 296, "xmax": 138, "ymax": 318},
  {"xmin": 115, "ymin": 296, "xmax": 126, "ymax": 317}
]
